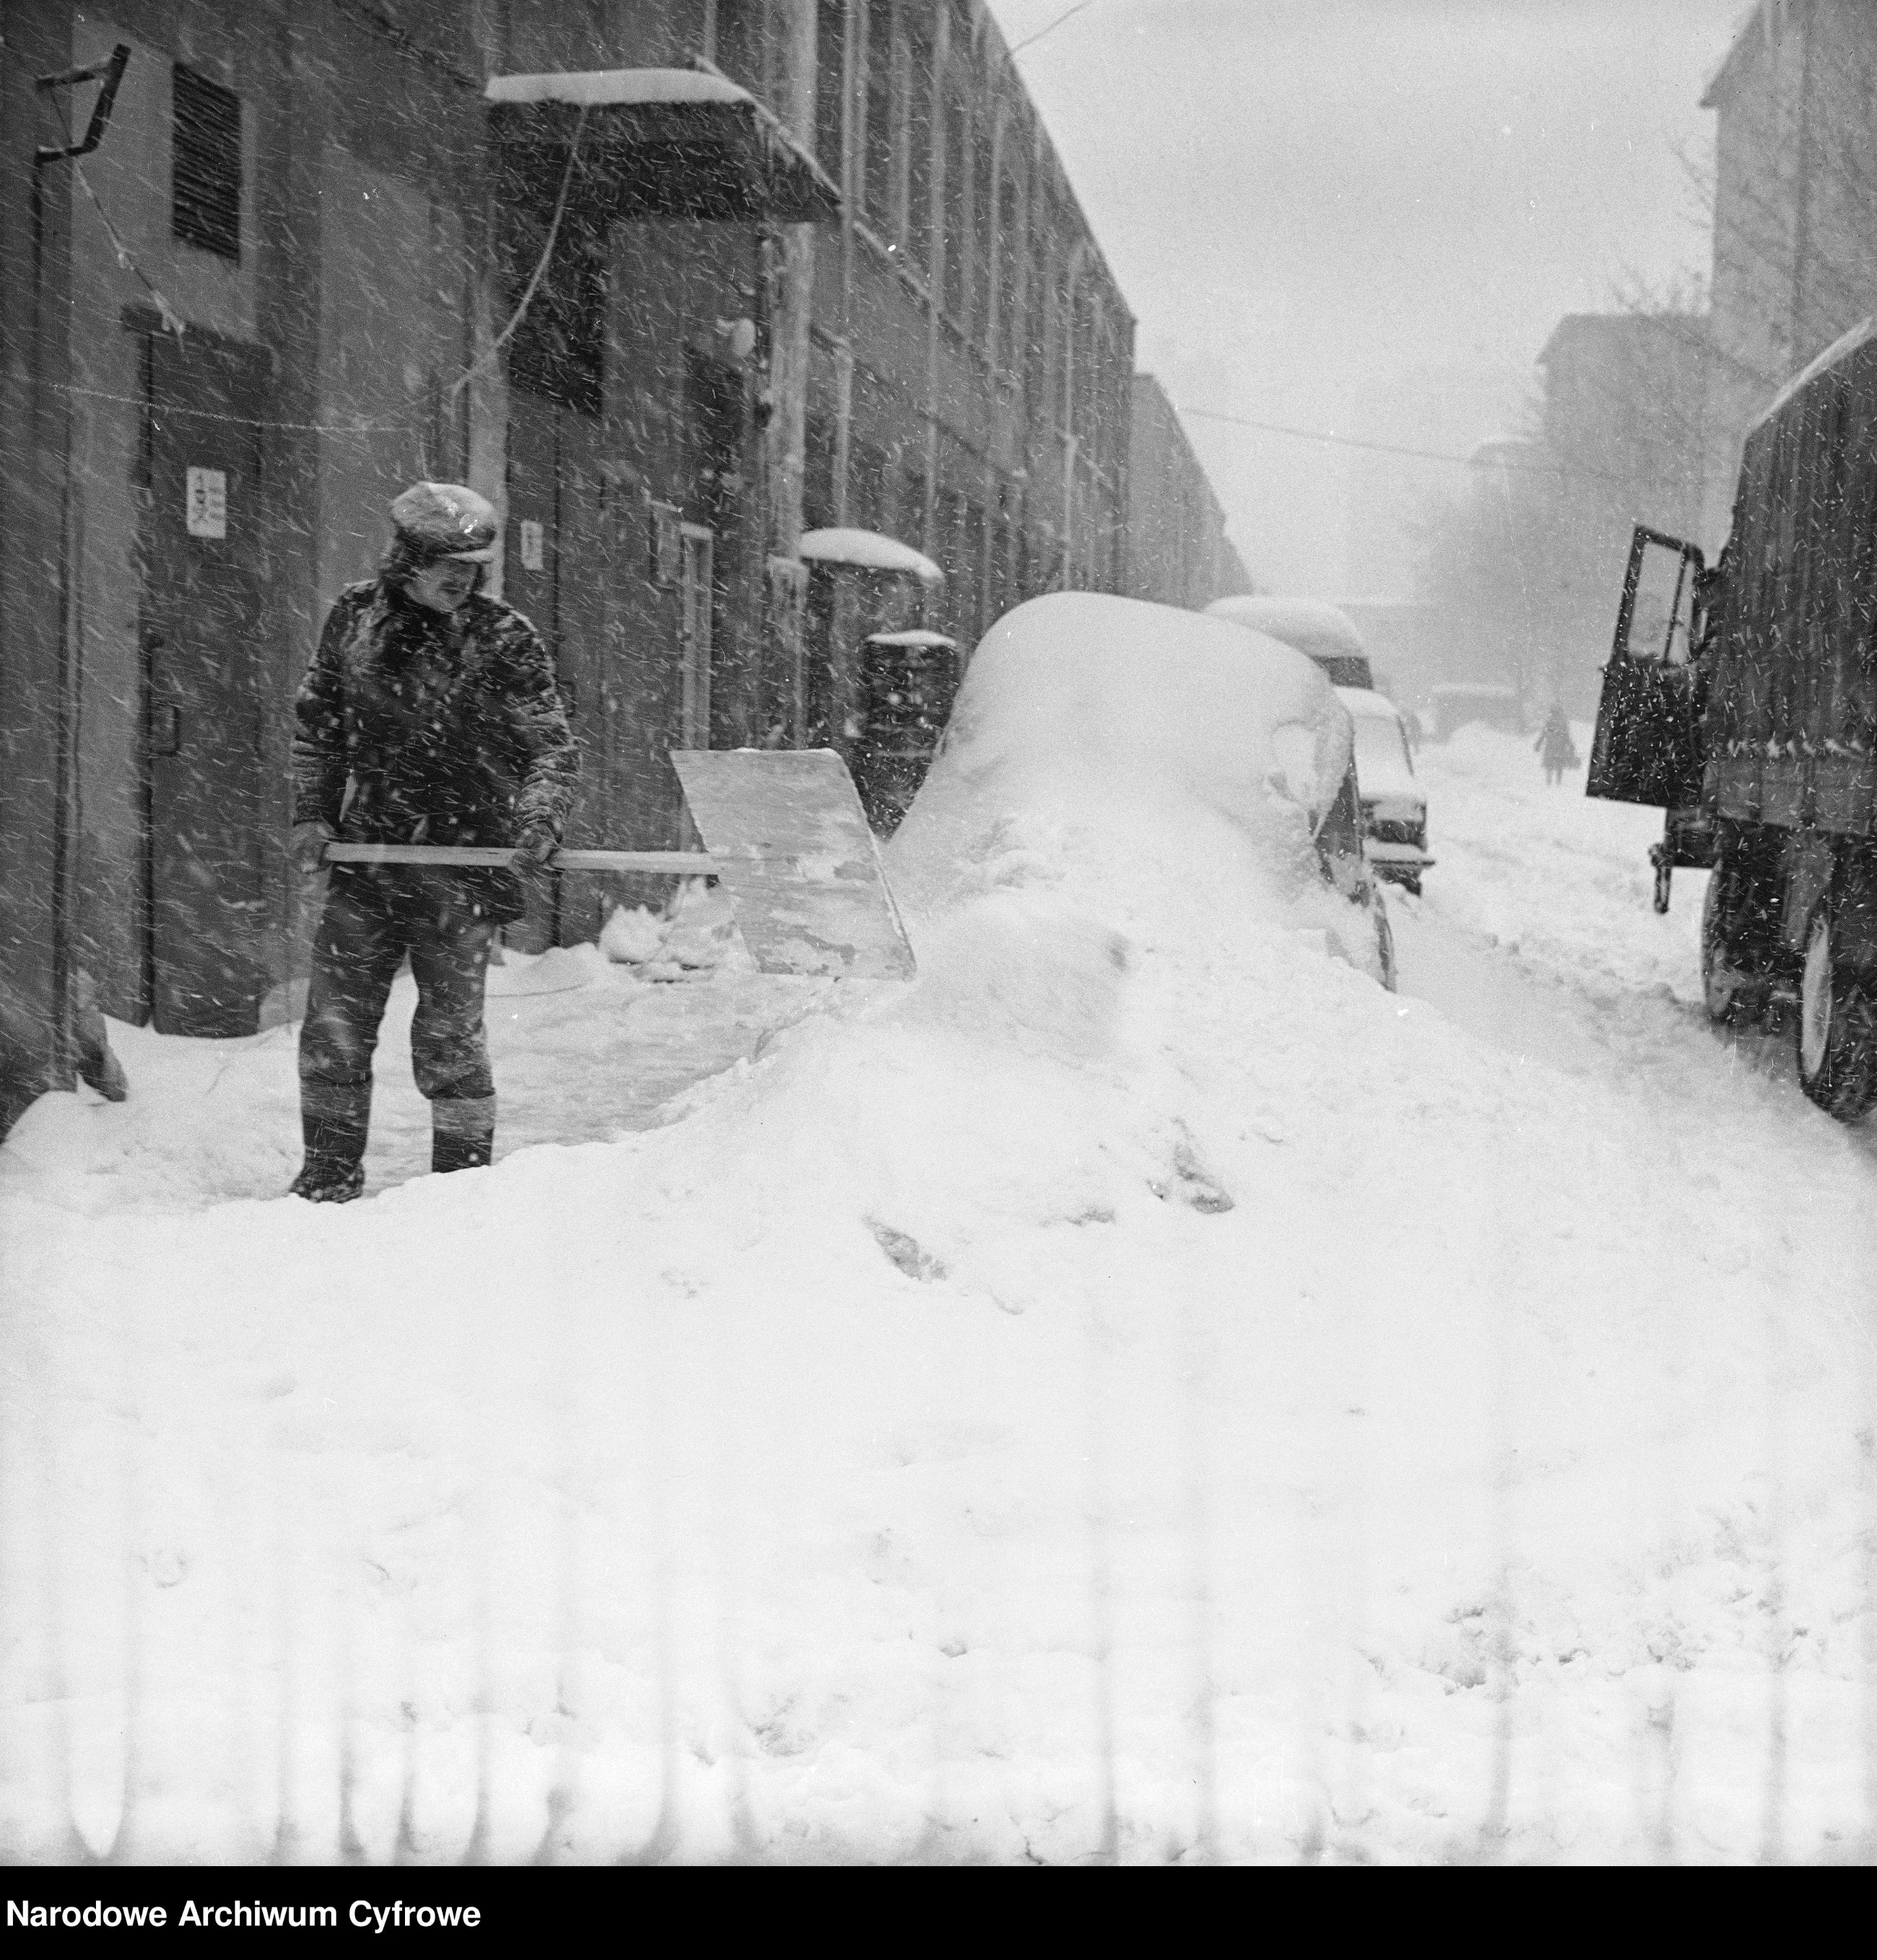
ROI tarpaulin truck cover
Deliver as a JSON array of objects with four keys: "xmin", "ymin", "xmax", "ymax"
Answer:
[{"xmin": 1708, "ymin": 317, "xmax": 1877, "ymax": 837}]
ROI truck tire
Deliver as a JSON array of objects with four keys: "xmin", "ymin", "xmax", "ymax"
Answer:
[
  {"xmin": 1795, "ymin": 903, "xmax": 1877, "ymax": 1121},
  {"xmin": 1701, "ymin": 864, "xmax": 1767, "ymax": 1029}
]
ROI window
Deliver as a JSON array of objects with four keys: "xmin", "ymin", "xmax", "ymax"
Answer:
[
  {"xmin": 994, "ymin": 175, "xmax": 1022, "ymax": 370},
  {"xmin": 804, "ymin": 411, "xmax": 837, "ymax": 531},
  {"xmin": 941, "ymin": 92, "xmax": 970, "ymax": 319},
  {"xmin": 863, "ymin": 0, "xmax": 894, "ymax": 230},
  {"xmin": 172, "ymin": 64, "xmax": 241, "ymax": 261},
  {"xmin": 905, "ymin": 19, "xmax": 934, "ymax": 271},
  {"xmin": 970, "ymin": 128, "xmax": 993, "ymax": 345},
  {"xmin": 815, "ymin": 0, "xmax": 846, "ymax": 175},
  {"xmin": 851, "ymin": 440, "xmax": 887, "ymax": 530}
]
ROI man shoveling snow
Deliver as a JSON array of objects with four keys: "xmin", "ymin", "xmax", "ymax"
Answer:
[{"xmin": 287, "ymin": 482, "xmax": 577, "ymax": 1201}]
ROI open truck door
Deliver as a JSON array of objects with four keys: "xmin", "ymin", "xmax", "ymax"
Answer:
[{"xmin": 1588, "ymin": 526, "xmax": 1711, "ymax": 910}]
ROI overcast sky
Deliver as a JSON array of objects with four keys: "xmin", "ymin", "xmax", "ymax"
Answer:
[{"xmin": 987, "ymin": 0, "xmax": 1750, "ymax": 593}]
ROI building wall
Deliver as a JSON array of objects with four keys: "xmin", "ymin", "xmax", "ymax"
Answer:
[
  {"xmin": 7, "ymin": 0, "xmax": 1213, "ymax": 1087},
  {"xmin": 1702, "ymin": 0, "xmax": 1877, "ymax": 546},
  {"xmin": 1125, "ymin": 373, "xmax": 1241, "ymax": 611}
]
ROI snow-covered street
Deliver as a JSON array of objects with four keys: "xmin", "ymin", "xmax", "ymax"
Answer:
[{"xmin": 4, "ymin": 692, "xmax": 1875, "ymax": 1865}]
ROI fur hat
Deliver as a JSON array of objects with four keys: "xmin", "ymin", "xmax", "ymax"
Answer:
[{"xmin": 389, "ymin": 482, "xmax": 498, "ymax": 563}]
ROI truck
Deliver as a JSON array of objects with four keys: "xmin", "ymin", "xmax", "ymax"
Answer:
[{"xmin": 1588, "ymin": 316, "xmax": 1877, "ymax": 1120}]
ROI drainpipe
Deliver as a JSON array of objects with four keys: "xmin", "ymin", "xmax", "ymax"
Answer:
[
  {"xmin": 768, "ymin": 0, "xmax": 816, "ymax": 741},
  {"xmin": 1788, "ymin": 0, "xmax": 1815, "ymax": 365}
]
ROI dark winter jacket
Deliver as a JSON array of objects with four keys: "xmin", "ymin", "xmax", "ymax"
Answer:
[{"xmin": 292, "ymin": 580, "xmax": 577, "ymax": 848}]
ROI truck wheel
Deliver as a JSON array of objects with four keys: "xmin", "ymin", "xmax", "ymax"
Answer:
[
  {"xmin": 1701, "ymin": 866, "xmax": 1766, "ymax": 1029},
  {"xmin": 1795, "ymin": 904, "xmax": 1877, "ymax": 1120}
]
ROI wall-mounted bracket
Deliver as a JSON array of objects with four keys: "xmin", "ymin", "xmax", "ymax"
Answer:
[{"xmin": 35, "ymin": 43, "xmax": 131, "ymax": 167}]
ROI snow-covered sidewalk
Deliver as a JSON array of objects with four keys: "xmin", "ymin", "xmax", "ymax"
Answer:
[{"xmin": 2, "ymin": 690, "xmax": 1873, "ymax": 1865}]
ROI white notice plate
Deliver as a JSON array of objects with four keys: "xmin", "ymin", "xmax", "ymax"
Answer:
[
  {"xmin": 186, "ymin": 466, "xmax": 227, "ymax": 539},
  {"xmin": 518, "ymin": 518, "xmax": 545, "ymax": 571}
]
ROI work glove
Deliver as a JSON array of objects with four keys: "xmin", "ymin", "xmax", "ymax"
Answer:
[
  {"xmin": 510, "ymin": 824, "xmax": 559, "ymax": 876},
  {"xmin": 290, "ymin": 820, "xmax": 335, "ymax": 878}
]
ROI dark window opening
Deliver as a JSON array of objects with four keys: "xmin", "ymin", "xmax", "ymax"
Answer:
[
  {"xmin": 995, "ymin": 175, "xmax": 1022, "ymax": 370},
  {"xmin": 715, "ymin": 0, "xmax": 767, "ymax": 102},
  {"xmin": 863, "ymin": 0, "xmax": 894, "ymax": 230},
  {"xmin": 941, "ymin": 92, "xmax": 970, "ymax": 321},
  {"xmin": 804, "ymin": 411, "xmax": 837, "ymax": 532},
  {"xmin": 969, "ymin": 129, "xmax": 993, "ymax": 345},
  {"xmin": 905, "ymin": 22, "xmax": 934, "ymax": 271},
  {"xmin": 505, "ymin": 209, "xmax": 606, "ymax": 417},
  {"xmin": 172, "ymin": 64, "xmax": 241, "ymax": 261},
  {"xmin": 815, "ymin": 0, "xmax": 846, "ymax": 175},
  {"xmin": 852, "ymin": 440, "xmax": 887, "ymax": 531}
]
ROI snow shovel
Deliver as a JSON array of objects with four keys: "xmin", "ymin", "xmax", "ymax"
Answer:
[{"xmin": 322, "ymin": 748, "xmax": 916, "ymax": 980}]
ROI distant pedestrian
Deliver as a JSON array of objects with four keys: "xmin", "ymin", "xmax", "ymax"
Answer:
[
  {"xmin": 1535, "ymin": 703, "xmax": 1580, "ymax": 785},
  {"xmin": 287, "ymin": 483, "xmax": 577, "ymax": 1202}
]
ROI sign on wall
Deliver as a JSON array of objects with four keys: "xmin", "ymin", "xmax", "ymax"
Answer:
[
  {"xmin": 518, "ymin": 518, "xmax": 545, "ymax": 572},
  {"xmin": 185, "ymin": 466, "xmax": 227, "ymax": 539}
]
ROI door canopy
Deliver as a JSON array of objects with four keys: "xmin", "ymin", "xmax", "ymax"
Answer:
[
  {"xmin": 486, "ymin": 68, "xmax": 840, "ymax": 225},
  {"xmin": 798, "ymin": 528, "xmax": 944, "ymax": 585}
]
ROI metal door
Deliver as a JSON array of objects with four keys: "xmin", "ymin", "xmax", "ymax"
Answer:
[
  {"xmin": 1588, "ymin": 525, "xmax": 1707, "ymax": 810},
  {"xmin": 141, "ymin": 331, "xmax": 271, "ymax": 1037}
]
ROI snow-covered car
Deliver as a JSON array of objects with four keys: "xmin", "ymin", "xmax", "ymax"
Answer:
[
  {"xmin": 1336, "ymin": 687, "xmax": 1434, "ymax": 895},
  {"xmin": 1203, "ymin": 594, "xmax": 1375, "ymax": 690},
  {"xmin": 891, "ymin": 591, "xmax": 1396, "ymax": 992}
]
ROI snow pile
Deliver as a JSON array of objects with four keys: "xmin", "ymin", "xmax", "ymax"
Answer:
[
  {"xmin": 2, "ymin": 626, "xmax": 1873, "ymax": 1863},
  {"xmin": 599, "ymin": 883, "xmax": 751, "ymax": 983}
]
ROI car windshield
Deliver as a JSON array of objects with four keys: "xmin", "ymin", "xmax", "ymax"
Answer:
[{"xmin": 1352, "ymin": 713, "xmax": 1414, "ymax": 788}]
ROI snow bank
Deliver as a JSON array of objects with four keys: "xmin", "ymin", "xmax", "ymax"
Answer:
[{"xmin": 2, "ymin": 639, "xmax": 1873, "ymax": 1864}]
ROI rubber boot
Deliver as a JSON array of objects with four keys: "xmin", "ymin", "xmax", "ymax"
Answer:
[
  {"xmin": 290, "ymin": 1082, "xmax": 370, "ymax": 1202},
  {"xmin": 431, "ymin": 1094, "xmax": 495, "ymax": 1175}
]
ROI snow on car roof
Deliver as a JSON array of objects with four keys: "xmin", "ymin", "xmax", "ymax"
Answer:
[
  {"xmin": 484, "ymin": 68, "xmax": 752, "ymax": 107},
  {"xmin": 1204, "ymin": 594, "xmax": 1367, "ymax": 663},
  {"xmin": 886, "ymin": 591, "xmax": 1352, "ymax": 917},
  {"xmin": 798, "ymin": 528, "xmax": 944, "ymax": 584}
]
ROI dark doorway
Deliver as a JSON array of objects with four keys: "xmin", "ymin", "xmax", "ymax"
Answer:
[{"xmin": 140, "ymin": 328, "xmax": 271, "ymax": 1037}]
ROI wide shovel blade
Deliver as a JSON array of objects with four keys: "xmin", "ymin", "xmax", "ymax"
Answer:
[{"xmin": 671, "ymin": 749, "xmax": 915, "ymax": 980}]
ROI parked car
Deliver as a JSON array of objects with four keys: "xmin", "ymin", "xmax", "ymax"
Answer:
[
  {"xmin": 1337, "ymin": 687, "xmax": 1434, "ymax": 895},
  {"xmin": 1204, "ymin": 595, "xmax": 1375, "ymax": 689},
  {"xmin": 1587, "ymin": 316, "xmax": 1877, "ymax": 1121},
  {"xmin": 889, "ymin": 592, "xmax": 1396, "ymax": 993}
]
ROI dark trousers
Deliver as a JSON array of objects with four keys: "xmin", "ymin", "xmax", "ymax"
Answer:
[{"xmin": 299, "ymin": 868, "xmax": 495, "ymax": 1120}]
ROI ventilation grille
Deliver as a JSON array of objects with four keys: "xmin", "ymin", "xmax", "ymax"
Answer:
[{"xmin": 172, "ymin": 64, "xmax": 241, "ymax": 261}]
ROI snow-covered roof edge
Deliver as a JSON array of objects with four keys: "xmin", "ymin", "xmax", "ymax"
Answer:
[
  {"xmin": 485, "ymin": 69, "xmax": 752, "ymax": 108},
  {"xmin": 1748, "ymin": 315, "xmax": 1877, "ymax": 435},
  {"xmin": 864, "ymin": 630, "xmax": 957, "ymax": 648},
  {"xmin": 799, "ymin": 528, "xmax": 944, "ymax": 585}
]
